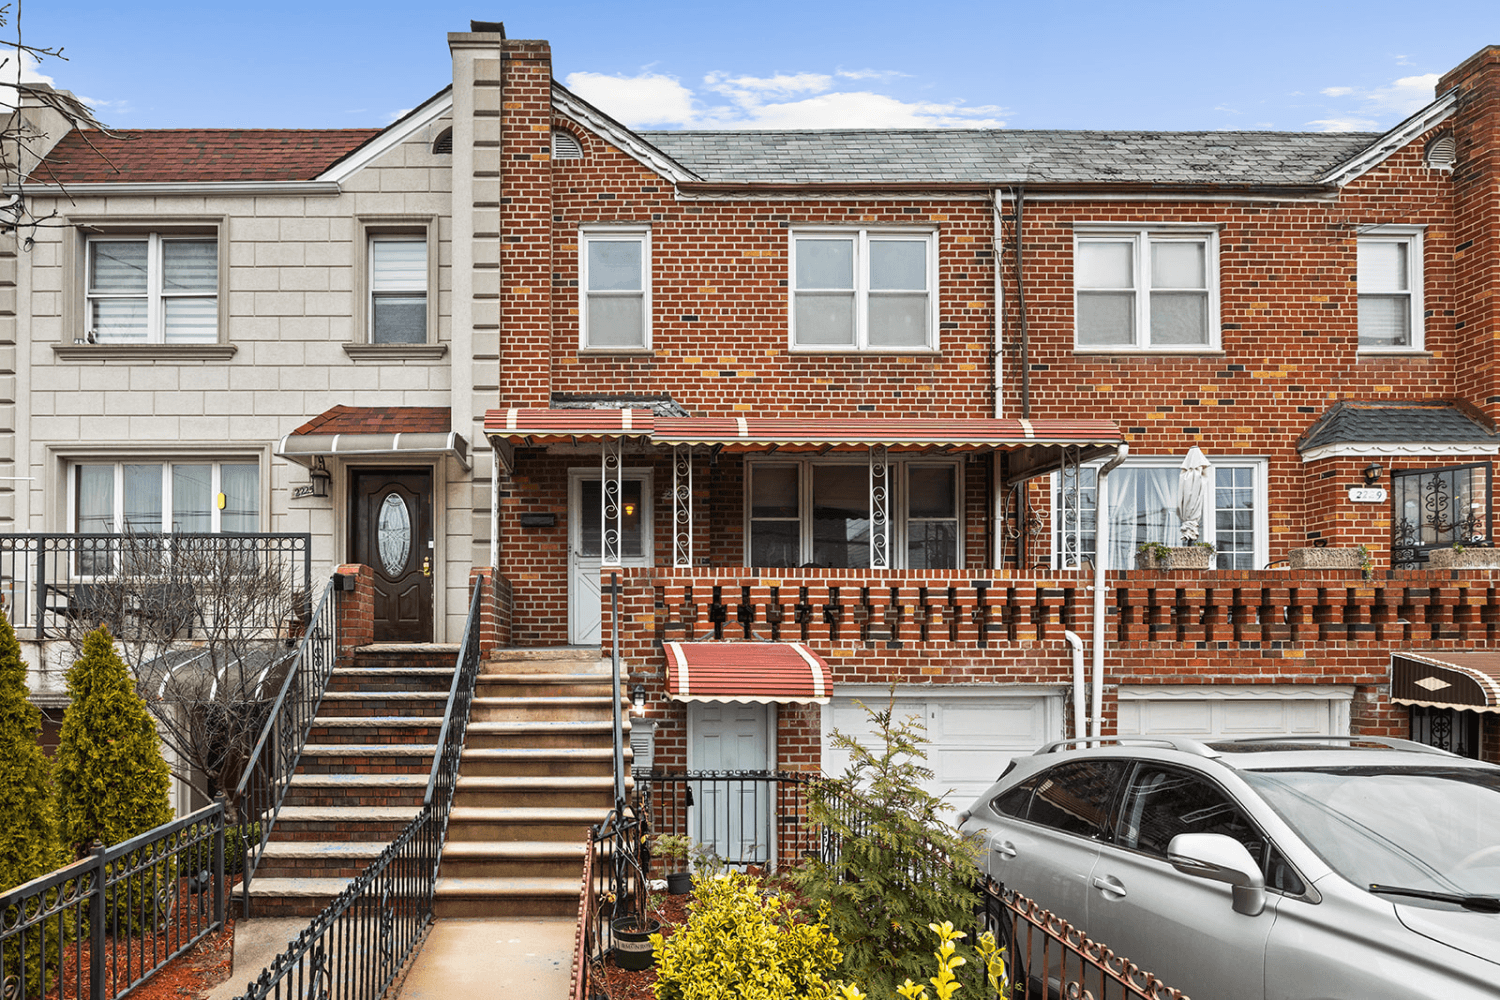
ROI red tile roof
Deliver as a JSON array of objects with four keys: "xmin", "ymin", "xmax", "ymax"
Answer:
[
  {"xmin": 29, "ymin": 128, "xmax": 383, "ymax": 184},
  {"xmin": 292, "ymin": 406, "xmax": 451, "ymax": 437}
]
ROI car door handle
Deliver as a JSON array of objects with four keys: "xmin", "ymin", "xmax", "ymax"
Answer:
[
  {"xmin": 1092, "ymin": 874, "xmax": 1127, "ymax": 898},
  {"xmin": 991, "ymin": 840, "xmax": 1017, "ymax": 859}
]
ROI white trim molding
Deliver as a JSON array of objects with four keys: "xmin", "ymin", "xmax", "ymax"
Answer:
[
  {"xmin": 1300, "ymin": 442, "xmax": 1500, "ymax": 463},
  {"xmin": 318, "ymin": 90, "xmax": 455, "ymax": 184},
  {"xmin": 1319, "ymin": 90, "xmax": 1459, "ymax": 188},
  {"xmin": 552, "ymin": 84, "xmax": 700, "ymax": 185}
]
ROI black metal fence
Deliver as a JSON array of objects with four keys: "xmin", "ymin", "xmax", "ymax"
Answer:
[
  {"xmin": 574, "ymin": 805, "xmax": 647, "ymax": 1000},
  {"xmin": 0, "ymin": 533, "xmax": 312, "ymax": 639},
  {"xmin": 634, "ymin": 770, "xmax": 817, "ymax": 869},
  {"xmin": 0, "ymin": 803, "xmax": 226, "ymax": 1000},
  {"xmin": 234, "ymin": 573, "xmax": 340, "ymax": 914},
  {"xmin": 229, "ymin": 576, "xmax": 486, "ymax": 1000}
]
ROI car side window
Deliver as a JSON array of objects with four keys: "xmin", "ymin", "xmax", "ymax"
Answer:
[
  {"xmin": 992, "ymin": 777, "xmax": 1037, "ymax": 818},
  {"xmin": 1027, "ymin": 760, "xmax": 1129, "ymax": 840},
  {"xmin": 1115, "ymin": 764, "xmax": 1306, "ymax": 894}
]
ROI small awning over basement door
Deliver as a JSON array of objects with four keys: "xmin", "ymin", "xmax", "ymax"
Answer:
[
  {"xmin": 664, "ymin": 642, "xmax": 833, "ymax": 705},
  {"xmin": 1391, "ymin": 652, "xmax": 1500, "ymax": 713}
]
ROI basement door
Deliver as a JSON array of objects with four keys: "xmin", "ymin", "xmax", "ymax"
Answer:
[
  {"xmin": 568, "ymin": 470, "xmax": 651, "ymax": 646},
  {"xmin": 688, "ymin": 701, "xmax": 773, "ymax": 866},
  {"xmin": 350, "ymin": 469, "xmax": 434, "ymax": 643}
]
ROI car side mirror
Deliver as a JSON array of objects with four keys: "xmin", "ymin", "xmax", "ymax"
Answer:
[{"xmin": 1167, "ymin": 832, "xmax": 1267, "ymax": 916}]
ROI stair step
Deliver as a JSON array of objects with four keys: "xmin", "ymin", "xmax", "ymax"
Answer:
[
  {"xmin": 465, "ymin": 719, "xmax": 627, "ymax": 749},
  {"xmin": 439, "ymin": 839, "xmax": 588, "ymax": 878},
  {"xmin": 290, "ymin": 773, "xmax": 428, "ymax": 788},
  {"xmin": 311, "ymin": 716, "xmax": 444, "ymax": 727},
  {"xmin": 446, "ymin": 805, "xmax": 609, "ymax": 841},
  {"xmin": 276, "ymin": 805, "xmax": 421, "ymax": 823},
  {"xmin": 469, "ymin": 696, "xmax": 621, "ymax": 722},
  {"xmin": 459, "ymin": 747, "xmax": 618, "ymax": 777},
  {"xmin": 261, "ymin": 841, "xmax": 387, "ymax": 861},
  {"xmin": 432, "ymin": 876, "xmax": 581, "ymax": 918},
  {"xmin": 441, "ymin": 840, "xmax": 587, "ymax": 860},
  {"xmin": 457, "ymin": 775, "xmax": 616, "ymax": 791},
  {"xmin": 248, "ymin": 877, "xmax": 352, "ymax": 897}
]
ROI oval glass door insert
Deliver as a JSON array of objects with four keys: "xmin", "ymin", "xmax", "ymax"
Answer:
[{"xmin": 377, "ymin": 493, "xmax": 412, "ymax": 575}]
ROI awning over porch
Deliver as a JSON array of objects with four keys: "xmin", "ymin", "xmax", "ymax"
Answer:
[
  {"xmin": 651, "ymin": 416, "xmax": 1122, "ymax": 454},
  {"xmin": 664, "ymin": 641, "xmax": 833, "ymax": 705},
  {"xmin": 484, "ymin": 407, "xmax": 658, "ymax": 442},
  {"xmin": 277, "ymin": 406, "xmax": 470, "ymax": 470},
  {"xmin": 1391, "ymin": 652, "xmax": 1500, "ymax": 713}
]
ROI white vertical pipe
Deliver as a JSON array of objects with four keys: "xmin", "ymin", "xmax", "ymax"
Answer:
[
  {"xmin": 1064, "ymin": 629, "xmax": 1085, "ymax": 739},
  {"xmin": 1092, "ymin": 444, "xmax": 1128, "ymax": 739}
]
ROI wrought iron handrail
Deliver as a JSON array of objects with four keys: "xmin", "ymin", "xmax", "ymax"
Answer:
[
  {"xmin": 233, "ymin": 573, "xmax": 340, "ymax": 914},
  {"xmin": 0, "ymin": 802, "xmax": 226, "ymax": 1000},
  {"xmin": 609, "ymin": 570, "xmax": 626, "ymax": 807},
  {"xmin": 230, "ymin": 575, "xmax": 488, "ymax": 1000},
  {"xmin": 423, "ymin": 576, "xmax": 486, "ymax": 851},
  {"xmin": 0, "ymin": 532, "xmax": 312, "ymax": 639}
]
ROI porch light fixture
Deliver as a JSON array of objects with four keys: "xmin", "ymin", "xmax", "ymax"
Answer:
[
  {"xmin": 293, "ymin": 457, "xmax": 333, "ymax": 500},
  {"xmin": 623, "ymin": 501, "xmax": 637, "ymax": 517},
  {"xmin": 1364, "ymin": 464, "xmax": 1383, "ymax": 485},
  {"xmin": 631, "ymin": 683, "xmax": 646, "ymax": 713}
]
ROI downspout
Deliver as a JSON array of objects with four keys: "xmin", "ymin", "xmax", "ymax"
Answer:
[
  {"xmin": 490, "ymin": 446, "xmax": 500, "ymax": 571},
  {"xmin": 1091, "ymin": 444, "xmax": 1129, "ymax": 738},
  {"xmin": 1063, "ymin": 629, "xmax": 1085, "ymax": 739},
  {"xmin": 991, "ymin": 190, "xmax": 1004, "ymax": 419},
  {"xmin": 1012, "ymin": 185, "xmax": 1031, "ymax": 419}
]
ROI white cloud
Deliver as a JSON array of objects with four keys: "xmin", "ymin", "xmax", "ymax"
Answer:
[
  {"xmin": 1365, "ymin": 73, "xmax": 1441, "ymax": 115},
  {"xmin": 0, "ymin": 45, "xmax": 55, "ymax": 111},
  {"xmin": 565, "ymin": 66, "xmax": 1005, "ymax": 130},
  {"xmin": 1321, "ymin": 86, "xmax": 1354, "ymax": 97},
  {"xmin": 565, "ymin": 70, "xmax": 698, "ymax": 127},
  {"xmin": 1306, "ymin": 117, "xmax": 1382, "ymax": 132},
  {"xmin": 1311, "ymin": 72, "xmax": 1441, "ymax": 130}
]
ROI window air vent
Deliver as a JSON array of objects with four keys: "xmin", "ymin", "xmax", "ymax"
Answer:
[
  {"xmin": 432, "ymin": 128, "xmax": 453, "ymax": 155},
  {"xmin": 1425, "ymin": 133, "xmax": 1455, "ymax": 171},
  {"xmin": 553, "ymin": 130, "xmax": 583, "ymax": 160}
]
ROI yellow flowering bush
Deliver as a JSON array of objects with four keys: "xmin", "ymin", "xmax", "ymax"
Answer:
[
  {"xmin": 835, "ymin": 922, "xmax": 1009, "ymax": 1000},
  {"xmin": 651, "ymin": 871, "xmax": 845, "ymax": 1000}
]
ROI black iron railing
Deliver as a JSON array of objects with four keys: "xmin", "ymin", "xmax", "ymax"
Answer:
[
  {"xmin": 0, "ymin": 533, "xmax": 312, "ymax": 639},
  {"xmin": 0, "ymin": 802, "xmax": 226, "ymax": 1000},
  {"xmin": 231, "ymin": 577, "xmax": 486, "ymax": 1000},
  {"xmin": 634, "ymin": 769, "xmax": 816, "ymax": 869},
  {"xmin": 234, "ymin": 574, "xmax": 340, "ymax": 914},
  {"xmin": 576, "ymin": 805, "xmax": 647, "ymax": 993}
]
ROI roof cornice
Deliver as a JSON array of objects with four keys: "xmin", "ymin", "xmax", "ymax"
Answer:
[
  {"xmin": 551, "ymin": 82, "xmax": 700, "ymax": 184},
  {"xmin": 9, "ymin": 180, "xmax": 343, "ymax": 197},
  {"xmin": 1300, "ymin": 441, "xmax": 1500, "ymax": 462},
  {"xmin": 1319, "ymin": 89, "xmax": 1458, "ymax": 187}
]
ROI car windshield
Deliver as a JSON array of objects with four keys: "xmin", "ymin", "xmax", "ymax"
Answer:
[{"xmin": 1240, "ymin": 766, "xmax": 1500, "ymax": 898}]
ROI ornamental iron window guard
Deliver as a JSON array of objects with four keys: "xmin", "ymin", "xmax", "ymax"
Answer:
[{"xmin": 1392, "ymin": 463, "xmax": 1493, "ymax": 570}]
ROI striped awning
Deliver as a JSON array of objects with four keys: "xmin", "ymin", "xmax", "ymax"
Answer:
[
  {"xmin": 1391, "ymin": 652, "xmax": 1500, "ymax": 714},
  {"xmin": 651, "ymin": 417, "xmax": 1121, "ymax": 452},
  {"xmin": 664, "ymin": 641, "xmax": 833, "ymax": 705},
  {"xmin": 483, "ymin": 407, "xmax": 657, "ymax": 442}
]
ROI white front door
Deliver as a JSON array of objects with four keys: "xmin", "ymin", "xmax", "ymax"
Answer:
[
  {"xmin": 688, "ymin": 701, "xmax": 772, "ymax": 864},
  {"xmin": 568, "ymin": 470, "xmax": 651, "ymax": 645}
]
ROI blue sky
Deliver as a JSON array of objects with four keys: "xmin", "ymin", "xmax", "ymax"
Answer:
[{"xmin": 12, "ymin": 0, "xmax": 1500, "ymax": 133}]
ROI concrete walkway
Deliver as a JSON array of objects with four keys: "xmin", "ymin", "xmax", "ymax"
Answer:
[
  {"xmin": 394, "ymin": 918, "xmax": 574, "ymax": 1000},
  {"xmin": 204, "ymin": 917, "xmax": 309, "ymax": 1000}
]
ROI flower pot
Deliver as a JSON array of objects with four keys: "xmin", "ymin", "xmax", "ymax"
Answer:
[
  {"xmin": 1425, "ymin": 547, "xmax": 1500, "ymax": 570},
  {"xmin": 1288, "ymin": 547, "xmax": 1363, "ymax": 570},
  {"xmin": 611, "ymin": 917, "xmax": 661, "ymax": 970},
  {"xmin": 1138, "ymin": 546, "xmax": 1213, "ymax": 571},
  {"xmin": 665, "ymin": 870, "xmax": 693, "ymax": 895}
]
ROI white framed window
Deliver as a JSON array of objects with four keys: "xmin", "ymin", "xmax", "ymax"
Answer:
[
  {"xmin": 789, "ymin": 228, "xmax": 938, "ymax": 351},
  {"xmin": 369, "ymin": 236, "xmax": 428, "ymax": 344},
  {"xmin": 1358, "ymin": 227, "xmax": 1424, "ymax": 351},
  {"xmin": 1074, "ymin": 226, "xmax": 1219, "ymax": 350},
  {"xmin": 747, "ymin": 458, "xmax": 961, "ymax": 569},
  {"xmin": 580, "ymin": 226, "xmax": 650, "ymax": 350},
  {"xmin": 1052, "ymin": 457, "xmax": 1267, "ymax": 570},
  {"xmin": 85, "ymin": 234, "xmax": 218, "ymax": 344},
  {"xmin": 72, "ymin": 461, "xmax": 261, "ymax": 535}
]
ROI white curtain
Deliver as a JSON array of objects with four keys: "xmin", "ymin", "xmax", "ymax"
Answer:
[{"xmin": 1108, "ymin": 468, "xmax": 1181, "ymax": 568}]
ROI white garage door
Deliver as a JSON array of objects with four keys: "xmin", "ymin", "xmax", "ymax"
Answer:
[
  {"xmin": 1116, "ymin": 685, "xmax": 1352, "ymax": 740},
  {"xmin": 823, "ymin": 687, "xmax": 1063, "ymax": 809}
]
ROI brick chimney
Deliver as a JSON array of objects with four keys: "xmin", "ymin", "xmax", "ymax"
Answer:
[{"xmin": 1442, "ymin": 46, "xmax": 1500, "ymax": 423}]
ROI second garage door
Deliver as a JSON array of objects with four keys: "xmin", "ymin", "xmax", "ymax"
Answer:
[{"xmin": 1115, "ymin": 685, "xmax": 1353, "ymax": 740}]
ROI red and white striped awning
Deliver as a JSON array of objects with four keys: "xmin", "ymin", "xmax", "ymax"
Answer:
[
  {"xmin": 651, "ymin": 416, "xmax": 1121, "ymax": 452},
  {"xmin": 664, "ymin": 641, "xmax": 833, "ymax": 705},
  {"xmin": 483, "ymin": 407, "xmax": 657, "ymax": 442}
]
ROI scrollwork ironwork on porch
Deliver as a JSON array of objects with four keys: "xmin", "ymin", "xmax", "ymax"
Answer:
[{"xmin": 1392, "ymin": 464, "xmax": 1492, "ymax": 569}]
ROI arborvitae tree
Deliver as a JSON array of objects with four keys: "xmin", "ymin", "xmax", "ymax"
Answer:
[
  {"xmin": 0, "ymin": 607, "xmax": 65, "ymax": 892},
  {"xmin": 54, "ymin": 627, "xmax": 172, "ymax": 855}
]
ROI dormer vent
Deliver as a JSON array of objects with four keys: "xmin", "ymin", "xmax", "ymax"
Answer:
[
  {"xmin": 552, "ymin": 130, "xmax": 583, "ymax": 160},
  {"xmin": 1425, "ymin": 132, "xmax": 1455, "ymax": 171},
  {"xmin": 432, "ymin": 128, "xmax": 453, "ymax": 155}
]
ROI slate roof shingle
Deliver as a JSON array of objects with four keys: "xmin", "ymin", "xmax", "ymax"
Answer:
[
  {"xmin": 29, "ymin": 129, "xmax": 383, "ymax": 184},
  {"xmin": 643, "ymin": 129, "xmax": 1382, "ymax": 186},
  {"xmin": 1298, "ymin": 401, "xmax": 1500, "ymax": 452},
  {"xmin": 291, "ymin": 405, "xmax": 451, "ymax": 437}
]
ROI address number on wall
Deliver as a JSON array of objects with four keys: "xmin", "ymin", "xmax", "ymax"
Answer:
[{"xmin": 1348, "ymin": 488, "xmax": 1388, "ymax": 503}]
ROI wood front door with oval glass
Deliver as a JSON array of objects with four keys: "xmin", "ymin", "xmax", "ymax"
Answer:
[{"xmin": 351, "ymin": 469, "xmax": 433, "ymax": 642}]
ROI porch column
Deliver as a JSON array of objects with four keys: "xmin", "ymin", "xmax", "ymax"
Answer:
[
  {"xmin": 601, "ymin": 436, "xmax": 623, "ymax": 566},
  {"xmin": 869, "ymin": 445, "xmax": 890, "ymax": 570},
  {"xmin": 673, "ymin": 443, "xmax": 693, "ymax": 568}
]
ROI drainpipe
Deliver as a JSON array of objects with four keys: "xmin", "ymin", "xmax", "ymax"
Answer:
[
  {"xmin": 1091, "ymin": 444, "xmax": 1129, "ymax": 738},
  {"xmin": 991, "ymin": 190, "xmax": 1004, "ymax": 420},
  {"xmin": 1064, "ymin": 629, "xmax": 1085, "ymax": 739},
  {"xmin": 489, "ymin": 446, "xmax": 500, "ymax": 572},
  {"xmin": 1012, "ymin": 185, "xmax": 1031, "ymax": 420}
]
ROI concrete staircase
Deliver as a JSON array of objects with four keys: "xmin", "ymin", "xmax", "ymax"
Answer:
[
  {"xmin": 246, "ymin": 644, "xmax": 458, "ymax": 917},
  {"xmin": 434, "ymin": 648, "xmax": 628, "ymax": 918}
]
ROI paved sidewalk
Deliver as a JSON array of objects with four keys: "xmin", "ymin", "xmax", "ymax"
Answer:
[
  {"xmin": 204, "ymin": 918, "xmax": 308, "ymax": 1000},
  {"xmin": 394, "ymin": 918, "xmax": 575, "ymax": 1000}
]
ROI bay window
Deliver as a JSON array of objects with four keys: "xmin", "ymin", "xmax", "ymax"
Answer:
[{"xmin": 748, "ymin": 459, "xmax": 960, "ymax": 569}]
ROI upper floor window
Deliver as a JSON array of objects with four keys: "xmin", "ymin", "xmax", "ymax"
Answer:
[
  {"xmin": 369, "ymin": 236, "xmax": 428, "ymax": 344},
  {"xmin": 1074, "ymin": 227, "xmax": 1219, "ymax": 350},
  {"xmin": 86, "ymin": 235, "xmax": 218, "ymax": 344},
  {"xmin": 580, "ymin": 227, "xmax": 650, "ymax": 350},
  {"xmin": 1358, "ymin": 228, "xmax": 1424, "ymax": 351},
  {"xmin": 790, "ymin": 229, "xmax": 937, "ymax": 351}
]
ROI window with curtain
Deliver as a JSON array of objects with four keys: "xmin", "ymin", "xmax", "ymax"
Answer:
[
  {"xmin": 1055, "ymin": 459, "xmax": 1264, "ymax": 570},
  {"xmin": 790, "ymin": 229, "xmax": 936, "ymax": 350},
  {"xmin": 86, "ymin": 235, "xmax": 218, "ymax": 343},
  {"xmin": 1358, "ymin": 230, "xmax": 1423, "ymax": 350},
  {"xmin": 1074, "ymin": 228, "xmax": 1217, "ymax": 350},
  {"xmin": 581, "ymin": 227, "xmax": 649, "ymax": 349},
  {"xmin": 747, "ymin": 459, "xmax": 960, "ymax": 569},
  {"xmin": 74, "ymin": 461, "xmax": 260, "ymax": 534},
  {"xmin": 369, "ymin": 237, "xmax": 428, "ymax": 344}
]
